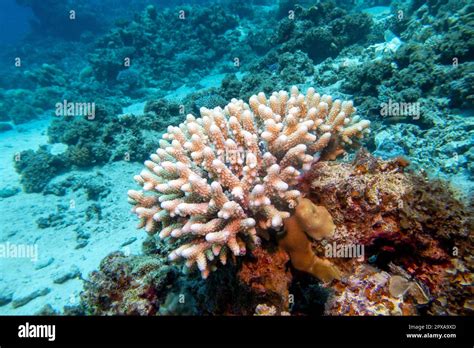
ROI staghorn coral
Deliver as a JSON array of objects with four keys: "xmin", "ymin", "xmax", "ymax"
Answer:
[{"xmin": 128, "ymin": 86, "xmax": 370, "ymax": 278}]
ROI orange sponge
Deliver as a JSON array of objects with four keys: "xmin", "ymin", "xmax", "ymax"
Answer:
[
  {"xmin": 293, "ymin": 197, "xmax": 336, "ymax": 240},
  {"xmin": 279, "ymin": 198, "xmax": 341, "ymax": 282}
]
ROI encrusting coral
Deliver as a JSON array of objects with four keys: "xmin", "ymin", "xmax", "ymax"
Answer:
[{"xmin": 128, "ymin": 86, "xmax": 370, "ymax": 278}]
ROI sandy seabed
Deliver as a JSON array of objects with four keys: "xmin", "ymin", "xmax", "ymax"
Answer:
[{"xmin": 0, "ymin": 116, "xmax": 146, "ymax": 315}]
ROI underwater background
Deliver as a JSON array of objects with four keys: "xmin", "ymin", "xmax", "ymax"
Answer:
[{"xmin": 0, "ymin": 0, "xmax": 472, "ymax": 315}]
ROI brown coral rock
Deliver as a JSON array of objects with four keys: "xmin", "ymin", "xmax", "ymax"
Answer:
[
  {"xmin": 309, "ymin": 150, "xmax": 473, "ymax": 315},
  {"xmin": 80, "ymin": 252, "xmax": 166, "ymax": 315},
  {"xmin": 238, "ymin": 248, "xmax": 292, "ymax": 312}
]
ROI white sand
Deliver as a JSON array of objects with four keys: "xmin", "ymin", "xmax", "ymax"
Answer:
[{"xmin": 0, "ymin": 117, "xmax": 145, "ymax": 315}]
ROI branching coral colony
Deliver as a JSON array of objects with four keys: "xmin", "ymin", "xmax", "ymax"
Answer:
[{"xmin": 128, "ymin": 86, "xmax": 371, "ymax": 279}]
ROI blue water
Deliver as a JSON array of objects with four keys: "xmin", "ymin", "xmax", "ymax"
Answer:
[{"xmin": 0, "ymin": 0, "xmax": 33, "ymax": 43}]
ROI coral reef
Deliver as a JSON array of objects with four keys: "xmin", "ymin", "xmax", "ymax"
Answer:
[
  {"xmin": 306, "ymin": 0, "xmax": 473, "ymax": 190},
  {"xmin": 273, "ymin": 2, "xmax": 373, "ymax": 63},
  {"xmin": 2, "ymin": 0, "xmax": 471, "ymax": 319},
  {"xmin": 80, "ymin": 234, "xmax": 295, "ymax": 315},
  {"xmin": 13, "ymin": 98, "xmax": 186, "ymax": 193},
  {"xmin": 307, "ymin": 150, "xmax": 473, "ymax": 315},
  {"xmin": 5, "ymin": 0, "xmax": 469, "ymax": 195},
  {"xmin": 87, "ymin": 4, "xmax": 241, "ymax": 89},
  {"xmin": 128, "ymin": 86, "xmax": 370, "ymax": 278},
  {"xmin": 80, "ymin": 251, "xmax": 169, "ymax": 315},
  {"xmin": 83, "ymin": 151, "xmax": 473, "ymax": 317},
  {"xmin": 14, "ymin": 146, "xmax": 69, "ymax": 193},
  {"xmin": 47, "ymin": 99, "xmax": 182, "ymax": 164}
]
